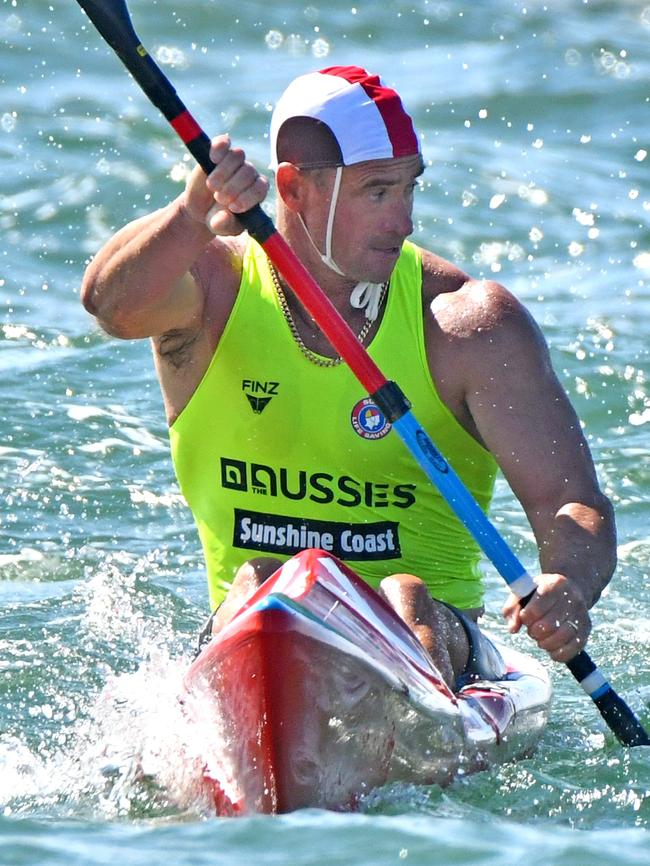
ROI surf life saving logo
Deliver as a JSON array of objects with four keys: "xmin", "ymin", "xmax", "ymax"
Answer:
[{"xmin": 350, "ymin": 397, "xmax": 391, "ymax": 440}]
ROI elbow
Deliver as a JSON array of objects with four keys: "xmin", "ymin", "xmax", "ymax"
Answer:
[
  {"xmin": 80, "ymin": 271, "xmax": 100, "ymax": 318},
  {"xmin": 80, "ymin": 257, "xmax": 110, "ymax": 320},
  {"xmin": 80, "ymin": 266, "xmax": 134, "ymax": 339},
  {"xmin": 590, "ymin": 492, "xmax": 617, "ymax": 600}
]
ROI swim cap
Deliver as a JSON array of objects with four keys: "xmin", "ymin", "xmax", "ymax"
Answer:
[{"xmin": 270, "ymin": 66, "xmax": 420, "ymax": 170}]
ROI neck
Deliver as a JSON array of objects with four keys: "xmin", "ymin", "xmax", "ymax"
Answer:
[
  {"xmin": 276, "ymin": 206, "xmax": 388, "ymax": 324},
  {"xmin": 277, "ymin": 209, "xmax": 357, "ymax": 308},
  {"xmin": 268, "ymin": 259, "xmax": 387, "ymax": 366}
]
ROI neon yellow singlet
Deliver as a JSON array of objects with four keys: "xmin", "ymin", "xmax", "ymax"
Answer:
[{"xmin": 170, "ymin": 240, "xmax": 497, "ymax": 611}]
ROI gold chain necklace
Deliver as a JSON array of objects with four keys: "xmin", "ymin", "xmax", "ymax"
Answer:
[{"xmin": 269, "ymin": 263, "xmax": 387, "ymax": 368}]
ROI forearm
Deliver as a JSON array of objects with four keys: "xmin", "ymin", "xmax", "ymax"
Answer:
[
  {"xmin": 81, "ymin": 195, "xmax": 214, "ymax": 338},
  {"xmin": 502, "ymin": 494, "xmax": 616, "ymax": 662},
  {"xmin": 533, "ymin": 495, "xmax": 617, "ymax": 609},
  {"xmin": 81, "ymin": 136, "xmax": 268, "ymax": 339}
]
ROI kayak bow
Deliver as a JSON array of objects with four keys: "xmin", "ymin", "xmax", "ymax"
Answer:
[{"xmin": 183, "ymin": 550, "xmax": 551, "ymax": 814}]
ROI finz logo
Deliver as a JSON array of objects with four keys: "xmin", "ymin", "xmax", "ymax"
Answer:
[
  {"xmin": 350, "ymin": 397, "xmax": 391, "ymax": 440},
  {"xmin": 242, "ymin": 379, "xmax": 279, "ymax": 414}
]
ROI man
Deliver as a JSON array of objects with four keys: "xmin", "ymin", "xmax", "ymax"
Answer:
[{"xmin": 81, "ymin": 66, "xmax": 616, "ymax": 689}]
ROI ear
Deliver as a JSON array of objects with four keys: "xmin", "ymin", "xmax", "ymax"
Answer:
[{"xmin": 276, "ymin": 162, "xmax": 306, "ymax": 212}]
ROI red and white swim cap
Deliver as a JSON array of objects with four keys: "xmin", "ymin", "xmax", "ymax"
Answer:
[{"xmin": 270, "ymin": 66, "xmax": 420, "ymax": 170}]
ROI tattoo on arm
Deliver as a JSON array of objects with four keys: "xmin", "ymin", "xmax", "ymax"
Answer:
[{"xmin": 154, "ymin": 329, "xmax": 199, "ymax": 369}]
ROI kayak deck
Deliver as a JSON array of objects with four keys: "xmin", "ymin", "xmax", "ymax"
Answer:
[{"xmin": 183, "ymin": 550, "xmax": 551, "ymax": 814}]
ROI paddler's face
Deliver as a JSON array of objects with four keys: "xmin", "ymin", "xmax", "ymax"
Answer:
[{"xmin": 312, "ymin": 154, "xmax": 424, "ymax": 284}]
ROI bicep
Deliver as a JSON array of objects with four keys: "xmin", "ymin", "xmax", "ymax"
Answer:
[{"xmin": 81, "ymin": 201, "xmax": 223, "ymax": 340}]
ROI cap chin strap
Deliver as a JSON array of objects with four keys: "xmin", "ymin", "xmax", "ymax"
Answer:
[
  {"xmin": 297, "ymin": 166, "xmax": 385, "ymax": 322},
  {"xmin": 296, "ymin": 166, "xmax": 345, "ymax": 276},
  {"xmin": 321, "ymin": 165, "xmax": 345, "ymax": 276}
]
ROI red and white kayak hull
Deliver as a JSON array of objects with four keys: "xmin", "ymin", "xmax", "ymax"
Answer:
[{"xmin": 183, "ymin": 550, "xmax": 551, "ymax": 814}]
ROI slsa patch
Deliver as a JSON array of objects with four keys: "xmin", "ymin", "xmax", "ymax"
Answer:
[{"xmin": 350, "ymin": 397, "xmax": 391, "ymax": 440}]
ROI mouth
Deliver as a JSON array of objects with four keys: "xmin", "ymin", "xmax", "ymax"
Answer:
[{"xmin": 363, "ymin": 249, "xmax": 400, "ymax": 285}]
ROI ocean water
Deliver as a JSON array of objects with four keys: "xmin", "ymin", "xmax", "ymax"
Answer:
[{"xmin": 1, "ymin": 0, "xmax": 649, "ymax": 863}]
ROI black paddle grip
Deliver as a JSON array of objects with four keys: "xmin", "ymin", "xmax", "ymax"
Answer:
[
  {"xmin": 566, "ymin": 651, "xmax": 649, "ymax": 747},
  {"xmin": 593, "ymin": 689, "xmax": 650, "ymax": 747}
]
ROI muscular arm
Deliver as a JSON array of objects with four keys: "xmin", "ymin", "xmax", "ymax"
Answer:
[
  {"xmin": 81, "ymin": 198, "xmax": 215, "ymax": 339},
  {"xmin": 427, "ymin": 273, "xmax": 616, "ymax": 661},
  {"xmin": 81, "ymin": 136, "xmax": 270, "ymax": 424},
  {"xmin": 464, "ymin": 287, "xmax": 615, "ymax": 602}
]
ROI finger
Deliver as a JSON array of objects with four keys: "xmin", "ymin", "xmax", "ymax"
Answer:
[
  {"xmin": 208, "ymin": 133, "xmax": 232, "ymax": 164},
  {"xmin": 205, "ymin": 178, "xmax": 269, "ymax": 234},
  {"xmin": 204, "ymin": 173, "xmax": 267, "ymax": 229},
  {"xmin": 502, "ymin": 598, "xmax": 523, "ymax": 633},
  {"xmin": 183, "ymin": 163, "xmax": 216, "ymax": 219},
  {"xmin": 207, "ymin": 151, "xmax": 261, "ymax": 196},
  {"xmin": 545, "ymin": 629, "xmax": 587, "ymax": 662},
  {"xmin": 205, "ymin": 204, "xmax": 244, "ymax": 236},
  {"xmin": 186, "ymin": 161, "xmax": 208, "ymax": 192},
  {"xmin": 519, "ymin": 574, "xmax": 588, "ymax": 628},
  {"xmin": 226, "ymin": 175, "xmax": 269, "ymax": 213},
  {"xmin": 531, "ymin": 619, "xmax": 578, "ymax": 648},
  {"xmin": 206, "ymin": 147, "xmax": 248, "ymax": 191},
  {"xmin": 502, "ymin": 592, "xmax": 519, "ymax": 618},
  {"xmin": 518, "ymin": 589, "xmax": 557, "ymax": 626},
  {"xmin": 205, "ymin": 202, "xmax": 225, "ymax": 232},
  {"xmin": 212, "ymin": 172, "xmax": 267, "ymax": 214},
  {"xmin": 530, "ymin": 616, "xmax": 590, "ymax": 658}
]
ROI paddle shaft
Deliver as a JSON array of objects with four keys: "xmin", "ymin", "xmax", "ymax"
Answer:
[{"xmin": 75, "ymin": 0, "xmax": 649, "ymax": 747}]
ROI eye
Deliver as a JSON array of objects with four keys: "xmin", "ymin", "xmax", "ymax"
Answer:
[{"xmin": 369, "ymin": 186, "xmax": 387, "ymax": 200}]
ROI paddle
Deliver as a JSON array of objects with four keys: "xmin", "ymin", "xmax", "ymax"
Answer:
[{"xmin": 74, "ymin": 0, "xmax": 649, "ymax": 748}]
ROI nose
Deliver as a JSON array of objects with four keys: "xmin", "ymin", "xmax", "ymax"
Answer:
[{"xmin": 387, "ymin": 197, "xmax": 414, "ymax": 239}]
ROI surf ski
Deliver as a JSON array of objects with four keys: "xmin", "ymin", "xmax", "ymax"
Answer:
[{"xmin": 183, "ymin": 548, "xmax": 551, "ymax": 815}]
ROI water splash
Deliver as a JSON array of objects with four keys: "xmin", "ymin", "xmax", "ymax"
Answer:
[
  {"xmin": 0, "ymin": 650, "xmax": 218, "ymax": 820},
  {"xmin": 78, "ymin": 651, "xmax": 216, "ymax": 819},
  {"xmin": 0, "ymin": 549, "xmax": 223, "ymax": 821}
]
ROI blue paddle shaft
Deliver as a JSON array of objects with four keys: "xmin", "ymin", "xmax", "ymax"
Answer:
[{"xmin": 393, "ymin": 412, "xmax": 536, "ymax": 596}]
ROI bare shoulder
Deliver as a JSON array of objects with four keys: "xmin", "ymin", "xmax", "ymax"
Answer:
[
  {"xmin": 189, "ymin": 233, "xmax": 246, "ymax": 318},
  {"xmin": 191, "ymin": 233, "xmax": 246, "ymax": 293},
  {"xmin": 421, "ymin": 249, "xmax": 557, "ymax": 445},
  {"xmin": 421, "ymin": 250, "xmax": 547, "ymax": 364},
  {"xmin": 419, "ymin": 249, "xmax": 606, "ymax": 519}
]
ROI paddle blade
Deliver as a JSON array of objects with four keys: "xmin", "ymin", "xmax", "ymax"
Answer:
[
  {"xmin": 76, "ymin": 0, "xmax": 140, "ymax": 56},
  {"xmin": 76, "ymin": 0, "xmax": 275, "ymax": 241},
  {"xmin": 77, "ymin": 0, "xmax": 176, "ymax": 105}
]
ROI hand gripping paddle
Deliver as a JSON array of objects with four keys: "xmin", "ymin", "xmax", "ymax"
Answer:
[{"xmin": 75, "ymin": 0, "xmax": 649, "ymax": 747}]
